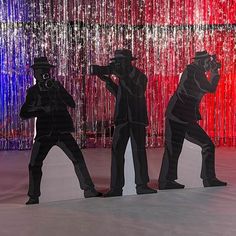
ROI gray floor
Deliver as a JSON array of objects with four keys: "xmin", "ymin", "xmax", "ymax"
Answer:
[
  {"xmin": 0, "ymin": 186, "xmax": 236, "ymax": 236},
  {"xmin": 0, "ymin": 143, "xmax": 235, "ymax": 236}
]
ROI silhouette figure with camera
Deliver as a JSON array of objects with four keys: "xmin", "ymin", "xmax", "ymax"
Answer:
[
  {"xmin": 92, "ymin": 49, "xmax": 157, "ymax": 197},
  {"xmin": 158, "ymin": 51, "xmax": 227, "ymax": 190},
  {"xmin": 20, "ymin": 57, "xmax": 101, "ymax": 204}
]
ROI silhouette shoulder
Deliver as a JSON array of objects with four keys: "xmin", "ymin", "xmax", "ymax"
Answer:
[{"xmin": 26, "ymin": 85, "xmax": 37, "ymax": 94}]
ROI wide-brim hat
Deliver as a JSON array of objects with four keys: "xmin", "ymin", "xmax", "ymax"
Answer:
[
  {"xmin": 31, "ymin": 57, "xmax": 56, "ymax": 69},
  {"xmin": 192, "ymin": 50, "xmax": 211, "ymax": 59},
  {"xmin": 110, "ymin": 49, "xmax": 137, "ymax": 61}
]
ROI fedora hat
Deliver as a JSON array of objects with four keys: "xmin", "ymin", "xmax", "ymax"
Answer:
[
  {"xmin": 192, "ymin": 51, "xmax": 211, "ymax": 59},
  {"xmin": 31, "ymin": 57, "xmax": 55, "ymax": 69},
  {"xmin": 110, "ymin": 49, "xmax": 137, "ymax": 61}
]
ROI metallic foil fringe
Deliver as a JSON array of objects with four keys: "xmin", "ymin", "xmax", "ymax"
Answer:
[{"xmin": 0, "ymin": 0, "xmax": 235, "ymax": 149}]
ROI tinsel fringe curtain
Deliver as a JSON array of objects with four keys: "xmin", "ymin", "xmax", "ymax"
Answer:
[{"xmin": 0, "ymin": 0, "xmax": 235, "ymax": 150}]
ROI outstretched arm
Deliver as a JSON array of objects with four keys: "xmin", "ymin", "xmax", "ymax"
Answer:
[
  {"xmin": 98, "ymin": 75, "xmax": 118, "ymax": 96},
  {"xmin": 194, "ymin": 69, "xmax": 220, "ymax": 93},
  {"xmin": 207, "ymin": 70, "xmax": 220, "ymax": 92}
]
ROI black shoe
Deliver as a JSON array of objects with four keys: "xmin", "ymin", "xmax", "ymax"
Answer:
[
  {"xmin": 159, "ymin": 180, "xmax": 185, "ymax": 190},
  {"xmin": 136, "ymin": 185, "xmax": 157, "ymax": 195},
  {"xmin": 203, "ymin": 177, "xmax": 227, "ymax": 187},
  {"xmin": 84, "ymin": 189, "xmax": 103, "ymax": 198},
  {"xmin": 25, "ymin": 197, "xmax": 39, "ymax": 205},
  {"xmin": 103, "ymin": 189, "xmax": 123, "ymax": 197}
]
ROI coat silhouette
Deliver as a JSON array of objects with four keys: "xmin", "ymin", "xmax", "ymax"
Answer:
[
  {"xmin": 106, "ymin": 66, "xmax": 148, "ymax": 126},
  {"xmin": 159, "ymin": 62, "xmax": 220, "ymax": 185},
  {"xmin": 166, "ymin": 63, "xmax": 220, "ymax": 123},
  {"xmin": 20, "ymin": 81, "xmax": 75, "ymax": 139}
]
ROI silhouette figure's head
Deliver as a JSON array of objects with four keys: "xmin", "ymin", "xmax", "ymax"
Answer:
[
  {"xmin": 110, "ymin": 49, "xmax": 137, "ymax": 74},
  {"xmin": 31, "ymin": 57, "xmax": 55, "ymax": 82},
  {"xmin": 192, "ymin": 51, "xmax": 211, "ymax": 72}
]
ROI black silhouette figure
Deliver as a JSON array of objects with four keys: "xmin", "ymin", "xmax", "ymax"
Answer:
[
  {"xmin": 158, "ymin": 51, "xmax": 227, "ymax": 189},
  {"xmin": 20, "ymin": 57, "xmax": 101, "ymax": 204},
  {"xmin": 95, "ymin": 49, "xmax": 157, "ymax": 197}
]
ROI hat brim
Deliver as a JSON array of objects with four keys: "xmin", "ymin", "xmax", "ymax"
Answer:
[
  {"xmin": 110, "ymin": 56, "xmax": 137, "ymax": 61},
  {"xmin": 192, "ymin": 54, "xmax": 211, "ymax": 59},
  {"xmin": 31, "ymin": 64, "xmax": 56, "ymax": 69}
]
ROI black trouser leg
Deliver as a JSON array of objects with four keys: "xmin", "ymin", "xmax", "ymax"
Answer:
[
  {"xmin": 28, "ymin": 139, "xmax": 53, "ymax": 198},
  {"xmin": 158, "ymin": 119, "xmax": 187, "ymax": 182},
  {"xmin": 57, "ymin": 133, "xmax": 95, "ymax": 190},
  {"xmin": 185, "ymin": 123, "xmax": 216, "ymax": 179},
  {"xmin": 130, "ymin": 124, "xmax": 149, "ymax": 186},
  {"xmin": 110, "ymin": 123, "xmax": 130, "ymax": 189}
]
